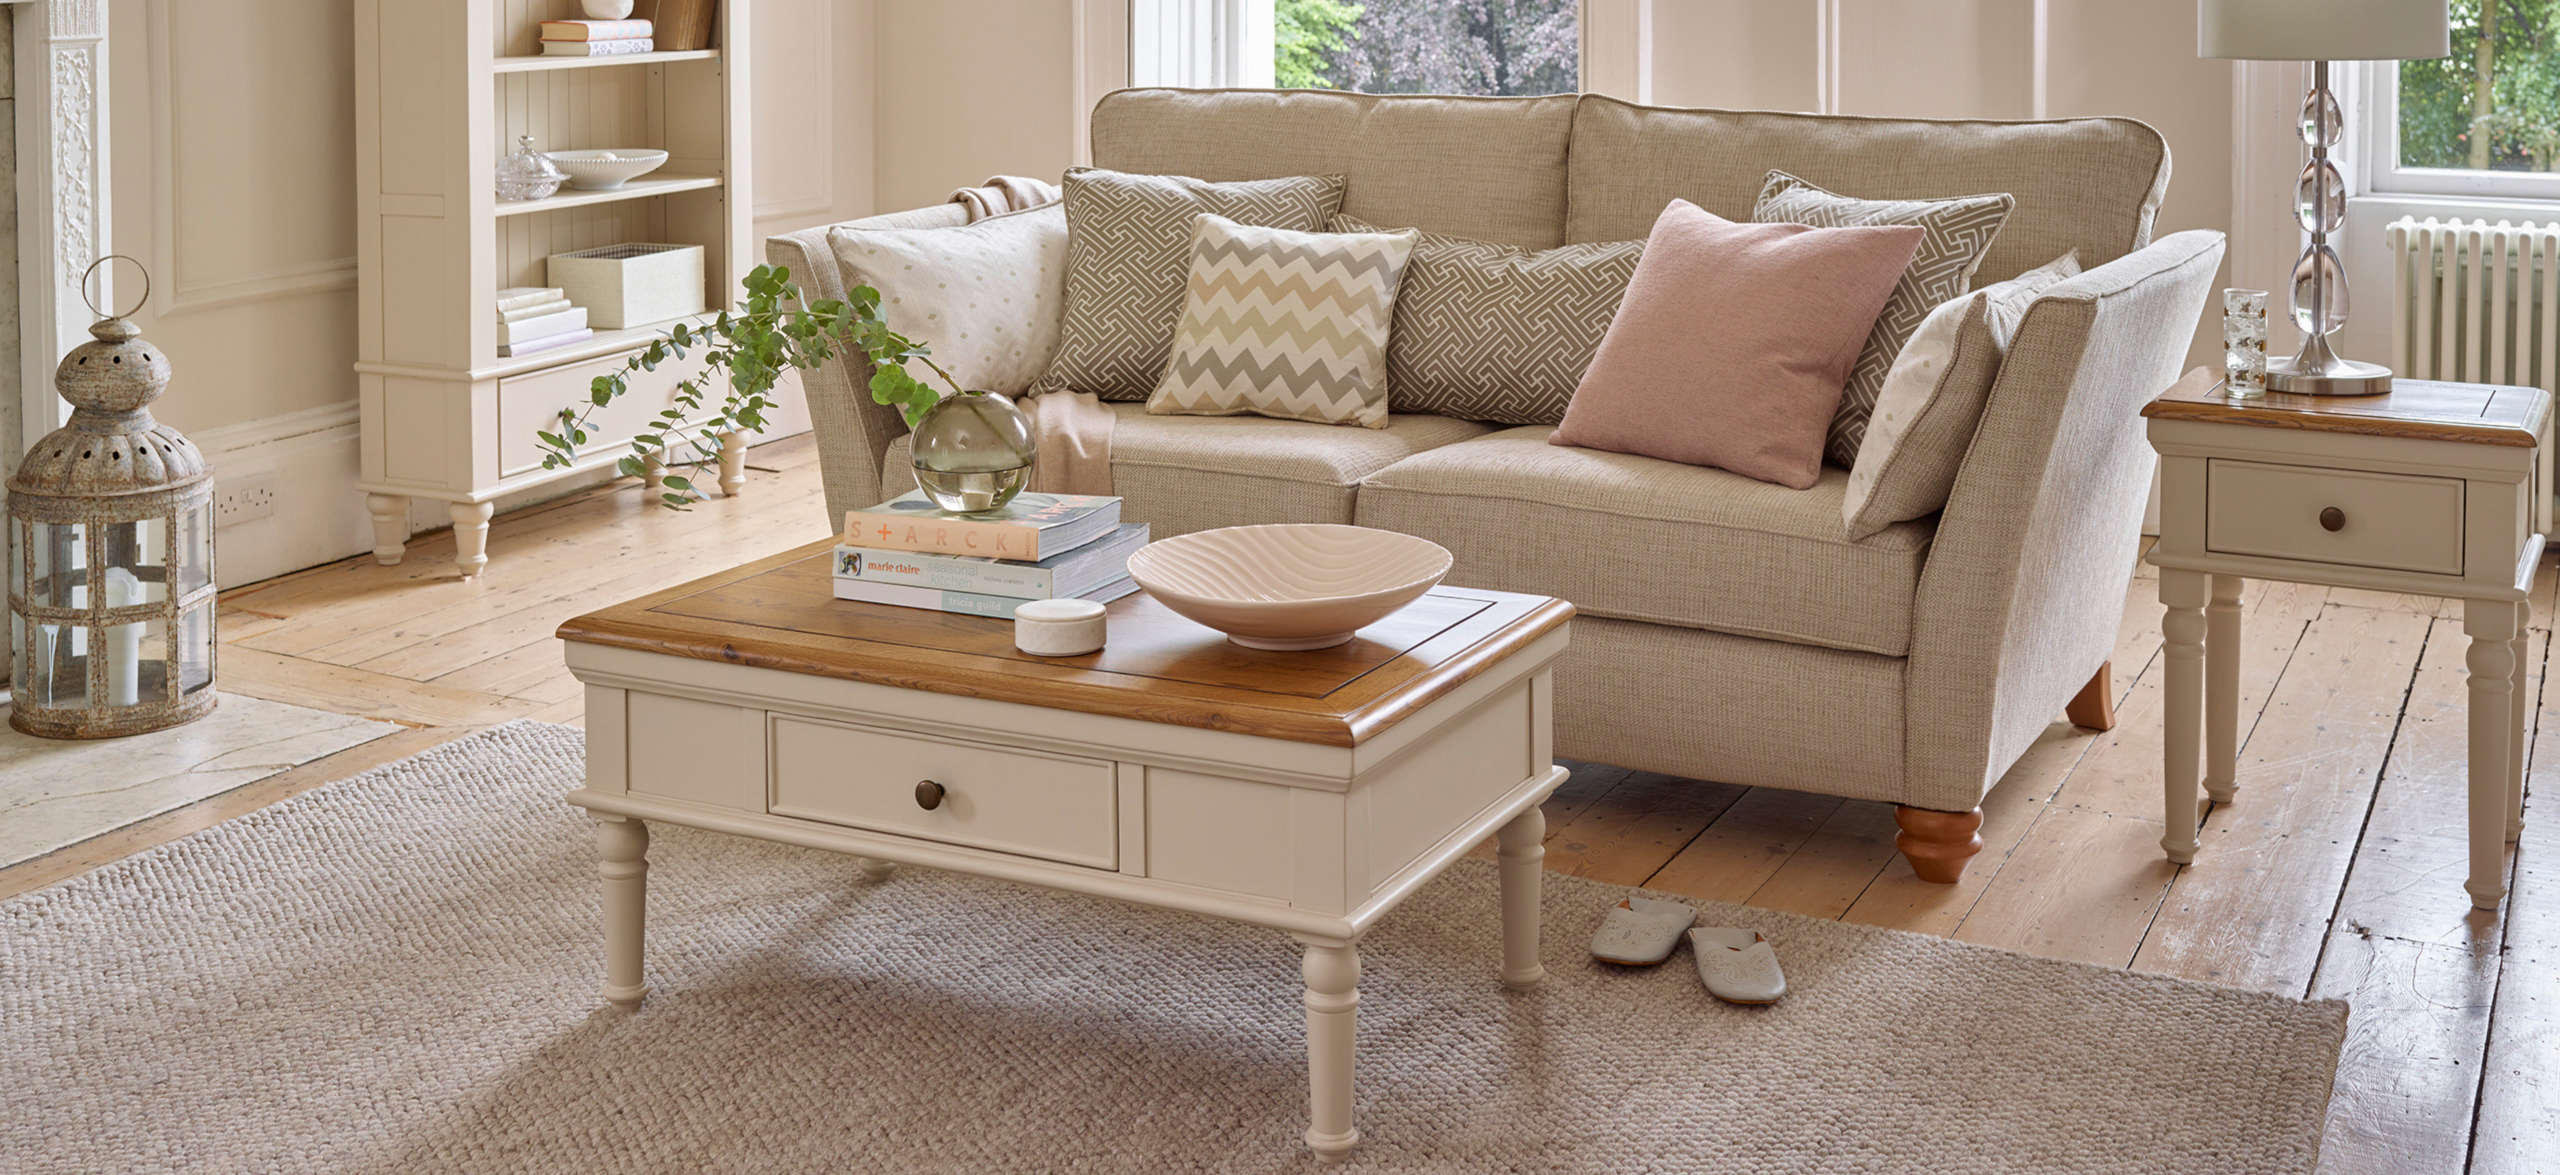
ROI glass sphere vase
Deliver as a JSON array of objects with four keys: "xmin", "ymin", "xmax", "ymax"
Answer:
[{"xmin": 909, "ymin": 391, "xmax": 1036, "ymax": 514}]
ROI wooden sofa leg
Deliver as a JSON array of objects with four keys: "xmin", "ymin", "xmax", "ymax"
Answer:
[
  {"xmin": 2065, "ymin": 661, "xmax": 2117, "ymax": 732},
  {"xmin": 1895, "ymin": 806, "xmax": 1985, "ymax": 884}
]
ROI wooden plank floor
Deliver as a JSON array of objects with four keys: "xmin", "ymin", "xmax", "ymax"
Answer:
[{"xmin": 3, "ymin": 430, "xmax": 2552, "ymax": 1172}]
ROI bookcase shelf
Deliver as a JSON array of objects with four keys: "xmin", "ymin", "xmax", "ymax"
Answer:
[
  {"xmin": 492, "ymin": 48, "xmax": 720, "ymax": 74},
  {"xmin": 496, "ymin": 173, "xmax": 722, "ymax": 217}
]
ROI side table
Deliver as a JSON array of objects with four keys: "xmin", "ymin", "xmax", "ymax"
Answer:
[{"xmin": 2142, "ymin": 368, "xmax": 2552, "ymax": 910}]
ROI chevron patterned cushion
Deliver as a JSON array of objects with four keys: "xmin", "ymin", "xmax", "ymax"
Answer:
[
  {"xmin": 1752, "ymin": 171, "xmax": 2014, "ymax": 467},
  {"xmin": 1147, "ymin": 214, "xmax": 1418, "ymax": 429},
  {"xmin": 1035, "ymin": 168, "xmax": 1348, "ymax": 403},
  {"xmin": 1331, "ymin": 214, "xmax": 1642, "ymax": 426}
]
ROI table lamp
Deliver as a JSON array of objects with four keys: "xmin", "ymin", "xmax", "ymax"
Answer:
[{"xmin": 2201, "ymin": 0, "xmax": 2449, "ymax": 394}]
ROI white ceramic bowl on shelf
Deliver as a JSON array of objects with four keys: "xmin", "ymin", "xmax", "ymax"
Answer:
[
  {"xmin": 1126, "ymin": 524, "xmax": 1452, "ymax": 651},
  {"xmin": 547, "ymin": 149, "xmax": 669, "ymax": 190}
]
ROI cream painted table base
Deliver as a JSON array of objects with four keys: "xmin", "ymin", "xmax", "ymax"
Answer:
[
  {"xmin": 2145, "ymin": 371, "xmax": 2551, "ymax": 910},
  {"xmin": 558, "ymin": 545, "xmax": 1575, "ymax": 1160}
]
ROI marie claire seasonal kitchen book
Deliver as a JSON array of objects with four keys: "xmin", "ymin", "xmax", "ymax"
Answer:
[{"xmin": 834, "ymin": 523, "xmax": 1148, "ymax": 598}]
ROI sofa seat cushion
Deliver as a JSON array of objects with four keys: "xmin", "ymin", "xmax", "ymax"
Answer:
[
  {"xmin": 1355, "ymin": 427, "xmax": 1935, "ymax": 656},
  {"xmin": 882, "ymin": 404, "xmax": 1492, "ymax": 539}
]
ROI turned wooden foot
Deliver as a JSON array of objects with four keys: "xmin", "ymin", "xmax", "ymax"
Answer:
[
  {"xmin": 2064, "ymin": 661, "xmax": 2116, "ymax": 732},
  {"xmin": 1895, "ymin": 806, "xmax": 1984, "ymax": 883}
]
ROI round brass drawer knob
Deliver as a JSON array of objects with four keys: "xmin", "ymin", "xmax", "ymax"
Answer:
[
  {"xmin": 2319, "ymin": 506, "xmax": 2346, "ymax": 533},
  {"xmin": 915, "ymin": 779, "xmax": 946, "ymax": 810}
]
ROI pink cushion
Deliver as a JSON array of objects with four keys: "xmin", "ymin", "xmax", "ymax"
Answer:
[{"xmin": 1551, "ymin": 199, "xmax": 1922, "ymax": 489}]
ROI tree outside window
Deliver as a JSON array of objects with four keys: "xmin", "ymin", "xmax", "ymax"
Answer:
[
  {"xmin": 1274, "ymin": 0, "xmax": 1577, "ymax": 96},
  {"xmin": 2399, "ymin": 0, "xmax": 2560, "ymax": 173}
]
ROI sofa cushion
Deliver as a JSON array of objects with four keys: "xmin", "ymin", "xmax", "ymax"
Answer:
[
  {"xmin": 1356, "ymin": 427, "xmax": 1935, "ymax": 656},
  {"xmin": 1035, "ymin": 168, "xmax": 1347, "ymax": 403},
  {"xmin": 1150, "ymin": 213, "xmax": 1417, "ymax": 429},
  {"xmin": 1332, "ymin": 213, "xmax": 1640, "ymax": 426},
  {"xmin": 882, "ymin": 403, "xmax": 1492, "ymax": 539},
  {"xmin": 1090, "ymin": 88, "xmax": 1576, "ymax": 248},
  {"xmin": 1565, "ymin": 95, "xmax": 2169, "ymax": 284},
  {"xmin": 826, "ymin": 204, "xmax": 1066, "ymax": 395}
]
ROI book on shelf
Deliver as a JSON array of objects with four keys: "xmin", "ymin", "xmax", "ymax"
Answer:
[
  {"xmin": 834, "ymin": 523, "xmax": 1148, "ymax": 599},
  {"xmin": 541, "ymin": 38, "xmax": 655, "ymax": 57},
  {"xmin": 842, "ymin": 491, "xmax": 1123, "ymax": 562},
  {"xmin": 496, "ymin": 306, "xmax": 589, "ymax": 346},
  {"xmin": 829, "ymin": 575, "xmax": 1140, "ymax": 620},
  {"xmin": 498, "ymin": 296, "xmax": 573, "ymax": 323},
  {"xmin": 538, "ymin": 19, "xmax": 653, "ymax": 41},
  {"xmin": 499, "ymin": 328, "xmax": 593, "ymax": 358},
  {"xmin": 496, "ymin": 286, "xmax": 566, "ymax": 313},
  {"xmin": 651, "ymin": 0, "xmax": 718, "ymax": 52}
]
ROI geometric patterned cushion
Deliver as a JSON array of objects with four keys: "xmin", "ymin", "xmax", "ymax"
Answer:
[
  {"xmin": 1331, "ymin": 214, "xmax": 1641, "ymax": 425},
  {"xmin": 1148, "ymin": 214, "xmax": 1416, "ymax": 429},
  {"xmin": 1752, "ymin": 170, "xmax": 2013, "ymax": 467},
  {"xmin": 1033, "ymin": 168, "xmax": 1348, "ymax": 402}
]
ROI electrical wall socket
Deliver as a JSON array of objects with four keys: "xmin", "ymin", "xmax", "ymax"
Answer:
[{"xmin": 214, "ymin": 471, "xmax": 278, "ymax": 528}]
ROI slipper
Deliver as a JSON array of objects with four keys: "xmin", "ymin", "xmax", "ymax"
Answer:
[
  {"xmin": 1590, "ymin": 897, "xmax": 1699, "ymax": 966},
  {"xmin": 1689, "ymin": 927, "xmax": 1786, "ymax": 1005}
]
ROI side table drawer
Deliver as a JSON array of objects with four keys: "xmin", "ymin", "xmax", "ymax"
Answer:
[
  {"xmin": 768, "ymin": 715, "xmax": 1118, "ymax": 870},
  {"xmin": 2205, "ymin": 459, "xmax": 2465, "ymax": 575}
]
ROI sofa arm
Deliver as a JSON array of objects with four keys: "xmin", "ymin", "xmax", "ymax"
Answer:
[
  {"xmin": 1902, "ymin": 229, "xmax": 2227, "ymax": 811},
  {"xmin": 766, "ymin": 201, "xmax": 973, "ymax": 527}
]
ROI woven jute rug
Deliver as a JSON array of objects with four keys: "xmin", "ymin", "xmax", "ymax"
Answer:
[{"xmin": 1, "ymin": 722, "xmax": 2344, "ymax": 1173}]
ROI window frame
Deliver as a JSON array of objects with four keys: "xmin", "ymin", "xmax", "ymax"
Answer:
[{"xmin": 2358, "ymin": 58, "xmax": 2560, "ymax": 202}]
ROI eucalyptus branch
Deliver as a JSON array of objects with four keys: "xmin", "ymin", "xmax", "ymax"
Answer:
[{"xmin": 533, "ymin": 264, "xmax": 963, "ymax": 509}]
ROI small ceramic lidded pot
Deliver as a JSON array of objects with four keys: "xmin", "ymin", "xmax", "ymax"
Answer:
[
  {"xmin": 1015, "ymin": 598, "xmax": 1106, "ymax": 657},
  {"xmin": 2224, "ymin": 288, "xmax": 2269, "ymax": 400}
]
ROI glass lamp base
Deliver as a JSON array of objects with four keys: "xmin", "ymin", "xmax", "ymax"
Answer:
[{"xmin": 2267, "ymin": 354, "xmax": 2392, "ymax": 396}]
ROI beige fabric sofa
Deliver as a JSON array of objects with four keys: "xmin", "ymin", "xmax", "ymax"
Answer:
[{"xmin": 770, "ymin": 89, "xmax": 2226, "ymax": 882}]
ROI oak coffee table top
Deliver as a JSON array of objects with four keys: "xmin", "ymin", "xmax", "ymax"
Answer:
[{"xmin": 556, "ymin": 538, "xmax": 1575, "ymax": 748}]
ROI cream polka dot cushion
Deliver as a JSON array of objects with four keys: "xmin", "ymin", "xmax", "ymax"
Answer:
[{"xmin": 826, "ymin": 204, "xmax": 1066, "ymax": 395}]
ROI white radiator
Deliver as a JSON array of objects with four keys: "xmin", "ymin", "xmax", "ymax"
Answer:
[
  {"xmin": 2387, "ymin": 216, "xmax": 2560, "ymax": 390},
  {"xmin": 2385, "ymin": 215, "xmax": 2560, "ymax": 532}
]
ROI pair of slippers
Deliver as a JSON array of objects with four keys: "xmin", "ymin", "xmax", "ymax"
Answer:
[{"xmin": 1590, "ymin": 897, "xmax": 1787, "ymax": 1005}]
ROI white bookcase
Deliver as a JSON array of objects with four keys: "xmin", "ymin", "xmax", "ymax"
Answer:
[{"xmin": 352, "ymin": 0, "xmax": 786, "ymax": 577}]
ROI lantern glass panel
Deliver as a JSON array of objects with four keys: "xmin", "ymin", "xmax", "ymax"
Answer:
[
  {"xmin": 176, "ymin": 502, "xmax": 211, "ymax": 596},
  {"xmin": 93, "ymin": 616, "xmax": 172, "ymax": 708},
  {"xmin": 177, "ymin": 602, "xmax": 214, "ymax": 696},
  {"xmin": 102, "ymin": 517, "xmax": 171, "ymax": 606},
  {"xmin": 16, "ymin": 616, "xmax": 87, "ymax": 708},
  {"xmin": 28, "ymin": 521, "xmax": 87, "ymax": 610}
]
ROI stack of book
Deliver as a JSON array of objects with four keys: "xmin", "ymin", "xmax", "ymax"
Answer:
[
  {"xmin": 496, "ymin": 287, "xmax": 591, "ymax": 357},
  {"xmin": 834, "ymin": 491, "xmax": 1145, "ymax": 618},
  {"xmin": 539, "ymin": 18, "xmax": 654, "ymax": 57}
]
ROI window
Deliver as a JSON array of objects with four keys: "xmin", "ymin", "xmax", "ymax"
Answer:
[
  {"xmin": 2370, "ymin": 0, "xmax": 2560, "ymax": 198},
  {"xmin": 1133, "ymin": 0, "xmax": 1578, "ymax": 96}
]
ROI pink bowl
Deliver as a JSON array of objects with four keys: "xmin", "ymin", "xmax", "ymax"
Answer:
[{"xmin": 1126, "ymin": 524, "xmax": 1452, "ymax": 651}]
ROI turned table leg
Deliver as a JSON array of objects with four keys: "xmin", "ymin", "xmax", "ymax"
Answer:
[
  {"xmin": 2466, "ymin": 599, "xmax": 2519, "ymax": 910},
  {"xmin": 641, "ymin": 453, "xmax": 667, "ymax": 496},
  {"xmin": 718, "ymin": 430, "xmax": 747, "ymax": 497},
  {"xmin": 597, "ymin": 816, "xmax": 650, "ymax": 1011},
  {"xmin": 449, "ymin": 501, "xmax": 495, "ymax": 580},
  {"xmin": 854, "ymin": 856, "xmax": 896, "ymax": 880},
  {"xmin": 365, "ymin": 494, "xmax": 408, "ymax": 566},
  {"xmin": 1294, "ymin": 936, "xmax": 1361, "ymax": 1161},
  {"xmin": 2205, "ymin": 574, "xmax": 2243, "ymax": 803},
  {"xmin": 2160, "ymin": 569, "xmax": 2208, "ymax": 864},
  {"xmin": 1495, "ymin": 806, "xmax": 1545, "ymax": 988}
]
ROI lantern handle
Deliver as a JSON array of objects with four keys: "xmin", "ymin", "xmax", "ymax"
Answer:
[{"xmin": 80, "ymin": 254, "xmax": 151, "ymax": 323}]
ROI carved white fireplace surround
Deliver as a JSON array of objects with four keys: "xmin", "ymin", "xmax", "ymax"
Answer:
[{"xmin": 7, "ymin": 0, "xmax": 108, "ymax": 450}]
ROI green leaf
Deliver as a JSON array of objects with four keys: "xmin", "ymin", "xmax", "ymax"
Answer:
[
  {"xmin": 663, "ymin": 475, "xmax": 694, "ymax": 491},
  {"xmin": 616, "ymin": 456, "xmax": 645, "ymax": 478}
]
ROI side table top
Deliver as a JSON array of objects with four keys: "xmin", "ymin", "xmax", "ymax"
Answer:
[
  {"xmin": 556, "ymin": 539, "xmax": 1574, "ymax": 748},
  {"xmin": 2141, "ymin": 368, "xmax": 2552, "ymax": 448}
]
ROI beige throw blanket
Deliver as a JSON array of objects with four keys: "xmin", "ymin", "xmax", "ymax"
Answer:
[{"xmin": 941, "ymin": 175, "xmax": 1112, "ymax": 496}]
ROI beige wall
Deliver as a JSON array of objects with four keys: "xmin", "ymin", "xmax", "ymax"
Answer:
[
  {"xmin": 873, "ymin": 0, "xmax": 1083, "ymax": 212},
  {"xmin": 106, "ymin": 0, "xmax": 879, "ymax": 438}
]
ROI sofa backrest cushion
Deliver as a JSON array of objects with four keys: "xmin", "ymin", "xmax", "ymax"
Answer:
[
  {"xmin": 1565, "ymin": 96, "xmax": 2169, "ymax": 284},
  {"xmin": 1090, "ymin": 88, "xmax": 1577, "ymax": 249}
]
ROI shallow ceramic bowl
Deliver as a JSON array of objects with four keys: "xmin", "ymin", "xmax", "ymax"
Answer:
[
  {"xmin": 1126, "ymin": 524, "xmax": 1452, "ymax": 651},
  {"xmin": 548, "ymin": 149, "xmax": 669, "ymax": 190}
]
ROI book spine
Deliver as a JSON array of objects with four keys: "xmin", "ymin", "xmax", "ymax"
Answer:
[
  {"xmin": 835, "ymin": 548, "xmax": 1053, "ymax": 596},
  {"xmin": 539, "ymin": 19, "xmax": 654, "ymax": 40},
  {"xmin": 495, "ymin": 286, "xmax": 566, "ymax": 311},
  {"xmin": 540, "ymin": 38, "xmax": 655, "ymax": 56},
  {"xmin": 498, "ymin": 298, "xmax": 574, "ymax": 324},
  {"xmin": 841, "ymin": 513, "xmax": 1051, "ymax": 561},
  {"xmin": 495, "ymin": 307, "xmax": 588, "ymax": 344},
  {"xmin": 498, "ymin": 328, "xmax": 593, "ymax": 358},
  {"xmin": 830, "ymin": 578, "xmax": 1031, "ymax": 619}
]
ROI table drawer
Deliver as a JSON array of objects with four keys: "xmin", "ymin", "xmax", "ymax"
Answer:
[
  {"xmin": 768, "ymin": 715, "xmax": 1118, "ymax": 869},
  {"xmin": 2205, "ymin": 459, "xmax": 2465, "ymax": 575},
  {"xmin": 495, "ymin": 351, "xmax": 697, "ymax": 479}
]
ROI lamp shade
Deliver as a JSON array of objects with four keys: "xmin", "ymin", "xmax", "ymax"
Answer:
[{"xmin": 2199, "ymin": 0, "xmax": 2450, "ymax": 60}]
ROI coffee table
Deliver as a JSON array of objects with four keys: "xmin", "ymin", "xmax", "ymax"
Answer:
[{"xmin": 556, "ymin": 539, "xmax": 1573, "ymax": 1160}]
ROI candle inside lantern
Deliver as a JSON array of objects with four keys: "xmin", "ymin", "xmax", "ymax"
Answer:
[{"xmin": 103, "ymin": 567, "xmax": 143, "ymax": 706}]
